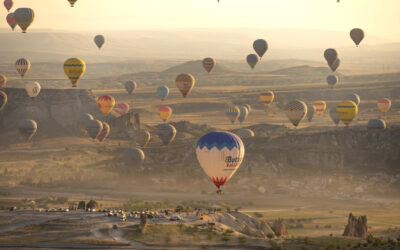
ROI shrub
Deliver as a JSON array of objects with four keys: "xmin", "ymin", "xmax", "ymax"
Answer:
[
  {"xmin": 222, "ymin": 235, "xmax": 230, "ymax": 242},
  {"xmin": 238, "ymin": 236, "xmax": 247, "ymax": 244},
  {"xmin": 254, "ymin": 212, "xmax": 264, "ymax": 218},
  {"xmin": 165, "ymin": 235, "xmax": 172, "ymax": 244},
  {"xmin": 324, "ymin": 224, "xmax": 332, "ymax": 229},
  {"xmin": 267, "ymin": 233, "xmax": 275, "ymax": 239},
  {"xmin": 207, "ymin": 231, "xmax": 215, "ymax": 240},
  {"xmin": 225, "ymin": 229, "xmax": 234, "ymax": 234}
]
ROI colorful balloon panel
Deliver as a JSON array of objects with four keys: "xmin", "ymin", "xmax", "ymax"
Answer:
[
  {"xmin": 260, "ymin": 90, "xmax": 274, "ymax": 108},
  {"xmin": 97, "ymin": 95, "xmax": 115, "ymax": 116},
  {"xmin": 336, "ymin": 101, "xmax": 358, "ymax": 126},
  {"xmin": 312, "ymin": 101, "xmax": 327, "ymax": 115},
  {"xmin": 158, "ymin": 106, "xmax": 172, "ymax": 122}
]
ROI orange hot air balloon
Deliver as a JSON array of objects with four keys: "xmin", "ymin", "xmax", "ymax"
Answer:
[
  {"xmin": 97, "ymin": 95, "xmax": 115, "ymax": 116},
  {"xmin": 259, "ymin": 90, "xmax": 274, "ymax": 108},
  {"xmin": 158, "ymin": 106, "xmax": 172, "ymax": 122},
  {"xmin": 176, "ymin": 73, "xmax": 195, "ymax": 98},
  {"xmin": 377, "ymin": 98, "xmax": 391, "ymax": 114},
  {"xmin": 312, "ymin": 101, "xmax": 327, "ymax": 115}
]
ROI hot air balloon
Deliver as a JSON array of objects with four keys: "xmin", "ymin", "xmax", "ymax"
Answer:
[
  {"xmin": 336, "ymin": 100, "xmax": 358, "ymax": 126},
  {"xmin": 329, "ymin": 107, "xmax": 340, "ymax": 126},
  {"xmin": 253, "ymin": 39, "xmax": 268, "ymax": 59},
  {"xmin": 16, "ymin": 58, "xmax": 30, "ymax": 78},
  {"xmin": 25, "ymin": 82, "xmax": 41, "ymax": 99},
  {"xmin": 306, "ymin": 104, "xmax": 315, "ymax": 122},
  {"xmin": 346, "ymin": 93, "xmax": 360, "ymax": 106},
  {"xmin": 196, "ymin": 131, "xmax": 245, "ymax": 192},
  {"xmin": 247, "ymin": 54, "xmax": 258, "ymax": 70},
  {"xmin": 94, "ymin": 35, "xmax": 105, "ymax": 49},
  {"xmin": 114, "ymin": 102, "xmax": 130, "ymax": 116},
  {"xmin": 0, "ymin": 91, "xmax": 7, "ymax": 111},
  {"xmin": 0, "ymin": 75, "xmax": 6, "ymax": 88},
  {"xmin": 68, "ymin": 0, "xmax": 77, "ymax": 7},
  {"xmin": 260, "ymin": 90, "xmax": 274, "ymax": 108},
  {"xmin": 350, "ymin": 28, "xmax": 364, "ymax": 47},
  {"xmin": 14, "ymin": 8, "xmax": 34, "ymax": 33},
  {"xmin": 64, "ymin": 58, "xmax": 86, "ymax": 87},
  {"xmin": 18, "ymin": 119, "xmax": 37, "ymax": 142},
  {"xmin": 176, "ymin": 73, "xmax": 195, "ymax": 98},
  {"xmin": 158, "ymin": 106, "xmax": 172, "ymax": 122},
  {"xmin": 157, "ymin": 86, "xmax": 169, "ymax": 101},
  {"xmin": 157, "ymin": 123, "xmax": 176, "ymax": 146},
  {"xmin": 6, "ymin": 13, "xmax": 16, "ymax": 31},
  {"xmin": 312, "ymin": 101, "xmax": 327, "ymax": 116},
  {"xmin": 226, "ymin": 105, "xmax": 240, "ymax": 124},
  {"xmin": 238, "ymin": 106, "xmax": 249, "ymax": 123},
  {"xmin": 97, "ymin": 122, "xmax": 110, "ymax": 142},
  {"xmin": 330, "ymin": 58, "xmax": 340, "ymax": 72},
  {"xmin": 284, "ymin": 100, "xmax": 307, "ymax": 127},
  {"xmin": 77, "ymin": 113, "xmax": 93, "ymax": 135},
  {"xmin": 326, "ymin": 75, "xmax": 338, "ymax": 88},
  {"xmin": 97, "ymin": 95, "xmax": 115, "ymax": 116},
  {"xmin": 4, "ymin": 0, "xmax": 12, "ymax": 12},
  {"xmin": 135, "ymin": 130, "xmax": 151, "ymax": 147},
  {"xmin": 244, "ymin": 104, "xmax": 251, "ymax": 113},
  {"xmin": 202, "ymin": 58, "xmax": 216, "ymax": 73},
  {"xmin": 324, "ymin": 48, "xmax": 338, "ymax": 67},
  {"xmin": 124, "ymin": 81, "xmax": 136, "ymax": 95},
  {"xmin": 377, "ymin": 98, "xmax": 391, "ymax": 114},
  {"xmin": 367, "ymin": 119, "xmax": 386, "ymax": 130},
  {"xmin": 123, "ymin": 148, "xmax": 145, "ymax": 168},
  {"xmin": 236, "ymin": 128, "xmax": 254, "ymax": 139},
  {"xmin": 86, "ymin": 119, "xmax": 103, "ymax": 140}
]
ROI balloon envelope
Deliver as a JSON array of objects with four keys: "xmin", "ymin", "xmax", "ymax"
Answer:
[
  {"xmin": 253, "ymin": 39, "xmax": 268, "ymax": 58},
  {"xmin": 25, "ymin": 82, "xmax": 41, "ymax": 98},
  {"xmin": 6, "ymin": 13, "xmax": 16, "ymax": 30},
  {"xmin": 18, "ymin": 119, "xmax": 37, "ymax": 142},
  {"xmin": 86, "ymin": 119, "xmax": 103, "ymax": 139},
  {"xmin": 330, "ymin": 58, "xmax": 340, "ymax": 72},
  {"xmin": 247, "ymin": 54, "xmax": 258, "ymax": 69},
  {"xmin": 236, "ymin": 128, "xmax": 254, "ymax": 139},
  {"xmin": 157, "ymin": 86, "xmax": 169, "ymax": 101},
  {"xmin": 157, "ymin": 124, "xmax": 176, "ymax": 146},
  {"xmin": 346, "ymin": 93, "xmax": 360, "ymax": 106},
  {"xmin": 77, "ymin": 113, "xmax": 93, "ymax": 135},
  {"xmin": 260, "ymin": 90, "xmax": 274, "ymax": 108},
  {"xmin": 202, "ymin": 58, "xmax": 216, "ymax": 73},
  {"xmin": 98, "ymin": 95, "xmax": 115, "ymax": 116},
  {"xmin": 0, "ymin": 91, "xmax": 7, "ymax": 111},
  {"xmin": 377, "ymin": 98, "xmax": 391, "ymax": 113},
  {"xmin": 64, "ymin": 58, "xmax": 86, "ymax": 87},
  {"xmin": 135, "ymin": 130, "xmax": 151, "ymax": 147},
  {"xmin": 97, "ymin": 122, "xmax": 110, "ymax": 142},
  {"xmin": 14, "ymin": 8, "xmax": 34, "ymax": 33},
  {"xmin": 94, "ymin": 35, "xmax": 105, "ymax": 49},
  {"xmin": 124, "ymin": 81, "xmax": 137, "ymax": 95},
  {"xmin": 367, "ymin": 119, "xmax": 386, "ymax": 130},
  {"xmin": 158, "ymin": 106, "xmax": 172, "ymax": 122},
  {"xmin": 0, "ymin": 75, "xmax": 7, "ymax": 88},
  {"xmin": 68, "ymin": 0, "xmax": 77, "ymax": 7},
  {"xmin": 244, "ymin": 104, "xmax": 251, "ymax": 113},
  {"xmin": 238, "ymin": 106, "xmax": 249, "ymax": 123},
  {"xmin": 114, "ymin": 102, "xmax": 130, "ymax": 116},
  {"xmin": 329, "ymin": 107, "xmax": 340, "ymax": 126},
  {"xmin": 312, "ymin": 101, "xmax": 327, "ymax": 116},
  {"xmin": 336, "ymin": 101, "xmax": 358, "ymax": 126},
  {"xmin": 123, "ymin": 148, "xmax": 145, "ymax": 168},
  {"xmin": 324, "ymin": 48, "xmax": 338, "ymax": 66},
  {"xmin": 226, "ymin": 105, "xmax": 240, "ymax": 124},
  {"xmin": 16, "ymin": 58, "xmax": 30, "ymax": 77},
  {"xmin": 4, "ymin": 0, "xmax": 12, "ymax": 11},
  {"xmin": 196, "ymin": 131, "xmax": 245, "ymax": 190},
  {"xmin": 284, "ymin": 100, "xmax": 307, "ymax": 127},
  {"xmin": 326, "ymin": 75, "xmax": 338, "ymax": 88},
  {"xmin": 176, "ymin": 73, "xmax": 195, "ymax": 98},
  {"xmin": 306, "ymin": 104, "xmax": 315, "ymax": 122},
  {"xmin": 350, "ymin": 28, "xmax": 365, "ymax": 46}
]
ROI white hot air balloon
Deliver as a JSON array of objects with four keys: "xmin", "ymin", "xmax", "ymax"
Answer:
[{"xmin": 25, "ymin": 81, "xmax": 41, "ymax": 99}]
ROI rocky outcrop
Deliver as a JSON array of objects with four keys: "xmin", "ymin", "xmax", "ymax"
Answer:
[
  {"xmin": 86, "ymin": 200, "xmax": 100, "ymax": 210},
  {"xmin": 343, "ymin": 213, "xmax": 368, "ymax": 238},
  {"xmin": 77, "ymin": 201, "xmax": 86, "ymax": 210},
  {"xmin": 271, "ymin": 218, "xmax": 289, "ymax": 237}
]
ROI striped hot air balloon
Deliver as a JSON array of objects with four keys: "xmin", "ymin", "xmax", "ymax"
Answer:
[
  {"xmin": 196, "ymin": 131, "xmax": 245, "ymax": 191},
  {"xmin": 97, "ymin": 95, "xmax": 115, "ymax": 116},
  {"xmin": 377, "ymin": 98, "xmax": 391, "ymax": 114},
  {"xmin": 158, "ymin": 106, "xmax": 172, "ymax": 122},
  {"xmin": 64, "ymin": 58, "xmax": 86, "ymax": 87},
  {"xmin": 312, "ymin": 101, "xmax": 327, "ymax": 115},
  {"xmin": 260, "ymin": 90, "xmax": 274, "ymax": 108},
  {"xmin": 284, "ymin": 100, "xmax": 307, "ymax": 127},
  {"xmin": 336, "ymin": 101, "xmax": 358, "ymax": 126},
  {"xmin": 15, "ymin": 58, "xmax": 30, "ymax": 78},
  {"xmin": 226, "ymin": 105, "xmax": 240, "ymax": 124},
  {"xmin": 176, "ymin": 73, "xmax": 195, "ymax": 98},
  {"xmin": 14, "ymin": 8, "xmax": 34, "ymax": 33},
  {"xmin": 202, "ymin": 58, "xmax": 216, "ymax": 73}
]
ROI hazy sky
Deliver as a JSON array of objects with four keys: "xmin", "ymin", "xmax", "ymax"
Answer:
[{"xmin": 2, "ymin": 0, "xmax": 400, "ymax": 41}]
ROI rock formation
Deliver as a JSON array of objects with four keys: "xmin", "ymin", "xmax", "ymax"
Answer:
[
  {"xmin": 77, "ymin": 201, "xmax": 85, "ymax": 210},
  {"xmin": 271, "ymin": 218, "xmax": 289, "ymax": 237},
  {"xmin": 343, "ymin": 213, "xmax": 368, "ymax": 238},
  {"xmin": 86, "ymin": 200, "xmax": 99, "ymax": 210}
]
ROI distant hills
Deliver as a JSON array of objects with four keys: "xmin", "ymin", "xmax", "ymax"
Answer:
[{"xmin": 163, "ymin": 60, "xmax": 233, "ymax": 74}]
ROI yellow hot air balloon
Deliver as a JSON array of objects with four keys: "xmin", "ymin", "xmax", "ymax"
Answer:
[
  {"xmin": 97, "ymin": 95, "xmax": 115, "ymax": 116},
  {"xmin": 158, "ymin": 106, "xmax": 172, "ymax": 122},
  {"xmin": 284, "ymin": 100, "xmax": 307, "ymax": 127},
  {"xmin": 312, "ymin": 101, "xmax": 327, "ymax": 115},
  {"xmin": 336, "ymin": 101, "xmax": 358, "ymax": 126},
  {"xmin": 259, "ymin": 90, "xmax": 274, "ymax": 108},
  {"xmin": 176, "ymin": 73, "xmax": 195, "ymax": 98},
  {"xmin": 377, "ymin": 98, "xmax": 391, "ymax": 114},
  {"xmin": 64, "ymin": 58, "xmax": 86, "ymax": 87}
]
